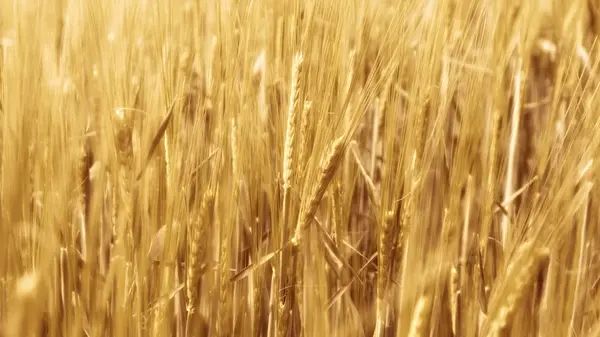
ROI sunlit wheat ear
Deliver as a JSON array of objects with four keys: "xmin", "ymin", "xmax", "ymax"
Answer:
[
  {"xmin": 283, "ymin": 53, "xmax": 303, "ymax": 189},
  {"xmin": 407, "ymin": 295, "xmax": 433, "ymax": 337},
  {"xmin": 5, "ymin": 272, "xmax": 43, "ymax": 337},
  {"xmin": 186, "ymin": 189, "xmax": 215, "ymax": 313},
  {"xmin": 292, "ymin": 136, "xmax": 345, "ymax": 246},
  {"xmin": 482, "ymin": 241, "xmax": 550, "ymax": 337}
]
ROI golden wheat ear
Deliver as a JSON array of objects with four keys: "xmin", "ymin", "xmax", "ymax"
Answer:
[
  {"xmin": 293, "ymin": 135, "xmax": 346, "ymax": 246},
  {"xmin": 186, "ymin": 190, "xmax": 215, "ymax": 311},
  {"xmin": 283, "ymin": 53, "xmax": 304, "ymax": 189},
  {"xmin": 481, "ymin": 241, "xmax": 550, "ymax": 336}
]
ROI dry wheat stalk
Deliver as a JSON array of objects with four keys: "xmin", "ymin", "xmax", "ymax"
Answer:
[
  {"xmin": 231, "ymin": 118, "xmax": 239, "ymax": 180},
  {"xmin": 264, "ymin": 266, "xmax": 275, "ymax": 337},
  {"xmin": 449, "ymin": 266, "xmax": 459, "ymax": 336},
  {"xmin": 374, "ymin": 210, "xmax": 396, "ymax": 337},
  {"xmin": 351, "ymin": 142, "xmax": 381, "ymax": 212},
  {"xmin": 76, "ymin": 142, "xmax": 89, "ymax": 263},
  {"xmin": 299, "ymin": 100, "xmax": 312, "ymax": 173},
  {"xmin": 277, "ymin": 260, "xmax": 296, "ymax": 337},
  {"xmin": 500, "ymin": 57, "xmax": 523, "ymax": 245},
  {"xmin": 370, "ymin": 100, "xmax": 381, "ymax": 178},
  {"xmin": 331, "ymin": 180, "xmax": 341, "ymax": 244},
  {"xmin": 252, "ymin": 263, "xmax": 264, "ymax": 337}
]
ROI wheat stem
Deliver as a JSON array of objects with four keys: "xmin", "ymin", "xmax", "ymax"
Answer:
[{"xmin": 500, "ymin": 57, "xmax": 523, "ymax": 246}]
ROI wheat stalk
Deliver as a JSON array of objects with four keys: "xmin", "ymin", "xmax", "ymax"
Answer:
[
  {"xmin": 449, "ymin": 266, "xmax": 459, "ymax": 336},
  {"xmin": 374, "ymin": 210, "xmax": 396, "ymax": 337},
  {"xmin": 500, "ymin": 57, "xmax": 523, "ymax": 245},
  {"xmin": 252, "ymin": 263, "xmax": 264, "ymax": 337},
  {"xmin": 299, "ymin": 100, "xmax": 312, "ymax": 174}
]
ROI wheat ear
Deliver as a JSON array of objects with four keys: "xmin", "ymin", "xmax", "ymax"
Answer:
[
  {"xmin": 277, "ymin": 53, "xmax": 304, "ymax": 337},
  {"xmin": 112, "ymin": 108, "xmax": 134, "ymax": 237},
  {"xmin": 283, "ymin": 53, "xmax": 303, "ymax": 189},
  {"xmin": 292, "ymin": 136, "xmax": 345, "ymax": 246},
  {"xmin": 186, "ymin": 190, "xmax": 215, "ymax": 313},
  {"xmin": 109, "ymin": 108, "xmax": 135, "ymax": 336},
  {"xmin": 482, "ymin": 241, "xmax": 550, "ymax": 337}
]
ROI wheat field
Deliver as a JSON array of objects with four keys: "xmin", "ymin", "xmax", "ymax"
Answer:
[{"xmin": 1, "ymin": 0, "xmax": 600, "ymax": 336}]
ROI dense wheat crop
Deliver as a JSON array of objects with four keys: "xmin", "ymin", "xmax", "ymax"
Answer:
[{"xmin": 2, "ymin": 0, "xmax": 600, "ymax": 336}]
